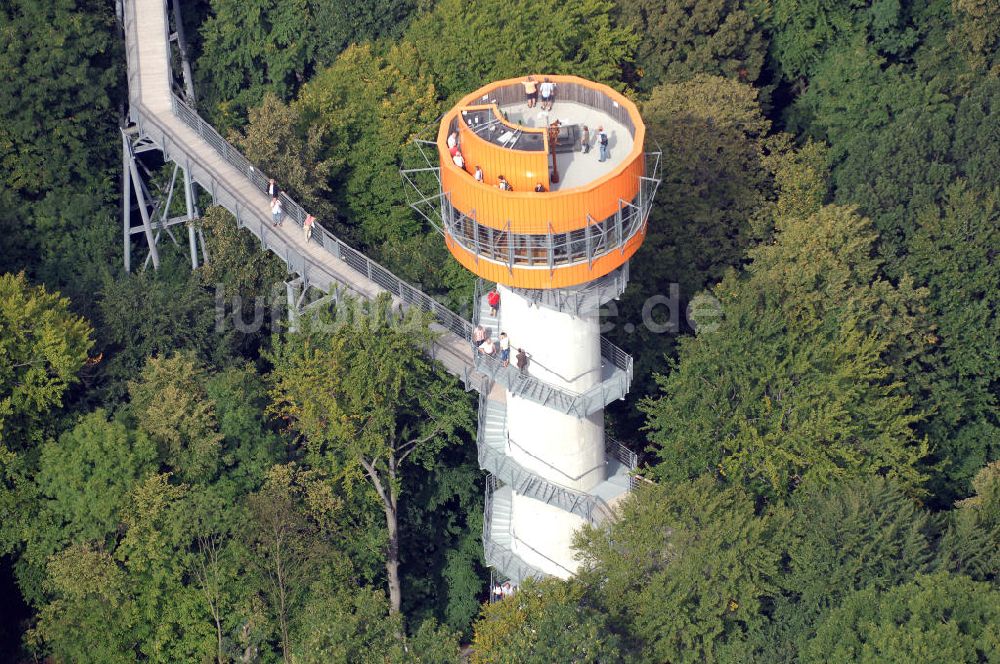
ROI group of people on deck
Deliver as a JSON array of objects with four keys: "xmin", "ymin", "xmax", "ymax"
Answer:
[
  {"xmin": 473, "ymin": 287, "xmax": 530, "ymax": 373},
  {"xmin": 491, "ymin": 580, "xmax": 516, "ymax": 601},
  {"xmin": 448, "ymin": 77, "xmax": 613, "ymax": 190},
  {"xmin": 267, "ymin": 177, "xmax": 316, "ymax": 240}
]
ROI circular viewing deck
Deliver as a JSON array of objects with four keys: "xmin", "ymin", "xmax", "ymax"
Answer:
[{"xmin": 437, "ymin": 75, "xmax": 652, "ymax": 290}]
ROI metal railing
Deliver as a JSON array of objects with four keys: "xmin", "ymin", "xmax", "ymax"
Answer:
[
  {"xmin": 477, "ymin": 392, "xmax": 617, "ymax": 525},
  {"xmin": 511, "ymin": 264, "xmax": 629, "ymax": 315},
  {"xmin": 483, "ymin": 475, "xmax": 547, "ymax": 584},
  {"xmin": 167, "ymin": 95, "xmax": 476, "ymax": 343},
  {"xmin": 471, "ymin": 283, "xmax": 633, "ymax": 416}
]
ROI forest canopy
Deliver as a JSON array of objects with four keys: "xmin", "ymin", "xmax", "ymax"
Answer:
[{"xmin": 0, "ymin": 0, "xmax": 997, "ymax": 660}]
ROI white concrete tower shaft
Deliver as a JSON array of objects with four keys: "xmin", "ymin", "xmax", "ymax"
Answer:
[{"xmin": 500, "ymin": 286, "xmax": 606, "ymax": 575}]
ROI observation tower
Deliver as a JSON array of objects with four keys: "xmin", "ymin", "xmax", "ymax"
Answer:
[{"xmin": 432, "ymin": 76, "xmax": 660, "ymax": 582}]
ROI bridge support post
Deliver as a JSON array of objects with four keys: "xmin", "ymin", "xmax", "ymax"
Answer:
[
  {"xmin": 183, "ymin": 166, "xmax": 200, "ymax": 269},
  {"xmin": 122, "ymin": 128, "xmax": 160, "ymax": 271},
  {"xmin": 286, "ymin": 277, "xmax": 303, "ymax": 333},
  {"xmin": 122, "ymin": 131, "xmax": 132, "ymax": 273}
]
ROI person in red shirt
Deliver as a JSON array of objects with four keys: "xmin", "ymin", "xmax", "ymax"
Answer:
[{"xmin": 488, "ymin": 287, "xmax": 501, "ymax": 316}]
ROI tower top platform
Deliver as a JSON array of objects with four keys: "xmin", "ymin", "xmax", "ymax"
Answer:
[
  {"xmin": 437, "ymin": 75, "xmax": 644, "ymax": 194},
  {"xmin": 436, "ymin": 75, "xmax": 657, "ymax": 290}
]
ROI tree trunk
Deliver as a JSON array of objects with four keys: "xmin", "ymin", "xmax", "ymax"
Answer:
[
  {"xmin": 385, "ymin": 460, "xmax": 402, "ymax": 614},
  {"xmin": 361, "ymin": 456, "xmax": 404, "ymax": 615}
]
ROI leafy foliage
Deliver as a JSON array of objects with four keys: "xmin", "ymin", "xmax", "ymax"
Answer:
[
  {"xmin": 0, "ymin": 273, "xmax": 93, "ymax": 444},
  {"xmin": 128, "ymin": 353, "xmax": 224, "ymax": 483},
  {"xmin": 802, "ymin": 573, "xmax": 1000, "ymax": 663},
  {"xmin": 643, "ymin": 206, "xmax": 930, "ymax": 498},
  {"xmin": 472, "ymin": 578, "xmax": 621, "ymax": 663},
  {"xmin": 616, "ymin": 0, "xmax": 769, "ymax": 89},
  {"xmin": 574, "ymin": 476, "xmax": 781, "ymax": 662},
  {"xmin": 268, "ymin": 295, "xmax": 474, "ymax": 612}
]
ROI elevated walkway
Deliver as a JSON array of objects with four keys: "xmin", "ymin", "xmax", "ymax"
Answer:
[{"xmin": 121, "ymin": 0, "xmax": 475, "ymax": 379}]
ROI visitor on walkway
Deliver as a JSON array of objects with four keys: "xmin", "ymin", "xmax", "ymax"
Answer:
[
  {"xmin": 516, "ymin": 348, "xmax": 528, "ymax": 373},
  {"xmin": 539, "ymin": 77, "xmax": 555, "ymax": 110},
  {"xmin": 488, "ymin": 287, "xmax": 501, "ymax": 316},
  {"xmin": 453, "ymin": 150, "xmax": 465, "ymax": 169},
  {"xmin": 534, "ymin": 182, "xmax": 545, "ymax": 192},
  {"xmin": 474, "ymin": 165, "xmax": 484, "ymax": 182},
  {"xmin": 479, "ymin": 336, "xmax": 496, "ymax": 356},
  {"xmin": 497, "ymin": 175, "xmax": 512, "ymax": 191},
  {"xmin": 581, "ymin": 125, "xmax": 591, "ymax": 153},
  {"xmin": 268, "ymin": 178, "xmax": 279, "ymax": 199},
  {"xmin": 492, "ymin": 584, "xmax": 504, "ymax": 601},
  {"xmin": 499, "ymin": 332, "xmax": 510, "ymax": 367},
  {"xmin": 597, "ymin": 126, "xmax": 609, "ymax": 162},
  {"xmin": 270, "ymin": 196, "xmax": 283, "ymax": 227},
  {"xmin": 304, "ymin": 214, "xmax": 315, "ymax": 241},
  {"xmin": 473, "ymin": 324, "xmax": 486, "ymax": 347},
  {"xmin": 523, "ymin": 76, "xmax": 538, "ymax": 108},
  {"xmin": 501, "ymin": 581, "xmax": 514, "ymax": 598},
  {"xmin": 447, "ymin": 131, "xmax": 458, "ymax": 149}
]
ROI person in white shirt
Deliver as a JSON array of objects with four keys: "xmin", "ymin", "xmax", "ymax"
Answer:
[
  {"xmin": 453, "ymin": 151, "xmax": 465, "ymax": 169},
  {"xmin": 474, "ymin": 165, "xmax": 484, "ymax": 182},
  {"xmin": 539, "ymin": 78, "xmax": 556, "ymax": 110},
  {"xmin": 270, "ymin": 196, "xmax": 283, "ymax": 227},
  {"xmin": 447, "ymin": 131, "xmax": 458, "ymax": 149},
  {"xmin": 499, "ymin": 332, "xmax": 511, "ymax": 367}
]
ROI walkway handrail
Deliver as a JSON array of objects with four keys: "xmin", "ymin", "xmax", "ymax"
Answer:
[
  {"xmin": 477, "ymin": 393, "xmax": 615, "ymax": 524},
  {"xmin": 167, "ymin": 94, "xmax": 474, "ymax": 342}
]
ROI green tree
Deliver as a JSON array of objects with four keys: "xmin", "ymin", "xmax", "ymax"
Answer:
[
  {"xmin": 0, "ymin": 0, "xmax": 120, "ymax": 196},
  {"xmin": 128, "ymin": 353, "xmax": 224, "ymax": 483},
  {"xmin": 97, "ymin": 257, "xmax": 238, "ymax": 400},
  {"xmin": 935, "ymin": 461, "xmax": 1000, "ymax": 583},
  {"xmin": 768, "ymin": 0, "xmax": 917, "ymax": 82},
  {"xmin": 802, "ymin": 572, "xmax": 1000, "ymax": 663},
  {"xmin": 199, "ymin": 205, "xmax": 287, "ymax": 301},
  {"xmin": 615, "ymin": 0, "xmax": 769, "ymax": 89},
  {"xmin": 296, "ymin": 43, "xmax": 439, "ymax": 248},
  {"xmin": 204, "ymin": 363, "xmax": 285, "ymax": 489},
  {"xmin": 782, "ymin": 478, "xmax": 934, "ymax": 611},
  {"xmin": 0, "ymin": 272, "xmax": 93, "ymax": 444},
  {"xmin": 268, "ymin": 295, "xmax": 473, "ymax": 614},
  {"xmin": 607, "ymin": 76, "xmax": 782, "ymax": 429},
  {"xmin": 949, "ymin": 0, "xmax": 1000, "ymax": 74},
  {"xmin": 293, "ymin": 581, "xmax": 460, "ymax": 663},
  {"xmin": 399, "ymin": 441, "xmax": 485, "ymax": 635},
  {"xmin": 756, "ymin": 477, "xmax": 936, "ymax": 660},
  {"xmin": 574, "ymin": 476, "xmax": 781, "ymax": 662},
  {"xmin": 229, "ymin": 93, "xmax": 338, "ymax": 224},
  {"xmin": 404, "ymin": 0, "xmax": 637, "ymax": 99},
  {"xmin": 0, "ymin": 0, "xmax": 121, "ymax": 319},
  {"xmin": 471, "ymin": 578, "xmax": 622, "ymax": 664},
  {"xmin": 901, "ymin": 183, "xmax": 1000, "ymax": 497},
  {"xmin": 115, "ymin": 474, "xmax": 204, "ymax": 661},
  {"xmin": 243, "ymin": 463, "xmax": 355, "ymax": 662},
  {"xmin": 15, "ymin": 411, "xmax": 156, "ymax": 605},
  {"xmin": 195, "ymin": 0, "xmax": 422, "ymax": 127},
  {"xmin": 196, "ymin": 0, "xmax": 315, "ymax": 127},
  {"xmin": 26, "ymin": 543, "xmax": 138, "ymax": 664},
  {"xmin": 642, "ymin": 206, "xmax": 930, "ymax": 499}
]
